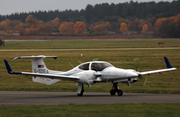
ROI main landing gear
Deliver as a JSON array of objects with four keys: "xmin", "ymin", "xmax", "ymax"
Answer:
[
  {"xmin": 77, "ymin": 83, "xmax": 84, "ymax": 96},
  {"xmin": 110, "ymin": 82, "xmax": 123, "ymax": 96}
]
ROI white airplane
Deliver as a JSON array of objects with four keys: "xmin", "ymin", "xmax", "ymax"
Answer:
[{"xmin": 4, "ymin": 55, "xmax": 177, "ymax": 96}]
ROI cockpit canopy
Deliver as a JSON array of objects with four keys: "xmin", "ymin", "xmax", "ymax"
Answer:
[{"xmin": 78, "ymin": 62, "xmax": 113, "ymax": 71}]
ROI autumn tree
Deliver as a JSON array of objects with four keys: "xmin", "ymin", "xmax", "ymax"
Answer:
[
  {"xmin": 88, "ymin": 23, "xmax": 96, "ymax": 33},
  {"xmin": 24, "ymin": 27, "xmax": 37, "ymax": 35},
  {"xmin": 142, "ymin": 24, "xmax": 149, "ymax": 32},
  {"xmin": 36, "ymin": 23, "xmax": 52, "ymax": 34},
  {"xmin": 52, "ymin": 17, "xmax": 60, "ymax": 32},
  {"xmin": 137, "ymin": 19, "xmax": 145, "ymax": 30},
  {"xmin": 11, "ymin": 20, "xmax": 21, "ymax": 28},
  {"xmin": 174, "ymin": 14, "xmax": 180, "ymax": 37},
  {"xmin": 154, "ymin": 14, "xmax": 180, "ymax": 38},
  {"xmin": 25, "ymin": 15, "xmax": 40, "ymax": 28},
  {"xmin": 74, "ymin": 21, "xmax": 86, "ymax": 34},
  {"xmin": 14, "ymin": 23, "xmax": 24, "ymax": 32},
  {"xmin": 25, "ymin": 15, "xmax": 34, "ymax": 23},
  {"xmin": 0, "ymin": 19, "xmax": 12, "ymax": 32},
  {"xmin": 59, "ymin": 22, "xmax": 75, "ymax": 34},
  {"xmin": 117, "ymin": 17, "xmax": 129, "ymax": 29},
  {"xmin": 94, "ymin": 21, "xmax": 111, "ymax": 35},
  {"xmin": 128, "ymin": 19, "xmax": 139, "ymax": 31},
  {"xmin": 120, "ymin": 23, "xmax": 129, "ymax": 32}
]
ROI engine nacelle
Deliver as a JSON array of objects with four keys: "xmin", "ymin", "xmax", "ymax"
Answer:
[{"xmin": 114, "ymin": 77, "xmax": 137, "ymax": 85}]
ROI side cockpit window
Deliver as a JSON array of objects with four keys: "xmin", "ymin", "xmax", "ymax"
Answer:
[
  {"xmin": 78, "ymin": 63, "xmax": 89, "ymax": 70},
  {"xmin": 91, "ymin": 63, "xmax": 112, "ymax": 71}
]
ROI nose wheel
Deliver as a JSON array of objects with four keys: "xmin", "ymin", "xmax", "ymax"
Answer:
[{"xmin": 110, "ymin": 83, "xmax": 123, "ymax": 96}]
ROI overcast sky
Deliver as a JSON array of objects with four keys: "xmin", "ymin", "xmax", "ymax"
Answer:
[{"xmin": 0, "ymin": 0, "xmax": 174, "ymax": 15}]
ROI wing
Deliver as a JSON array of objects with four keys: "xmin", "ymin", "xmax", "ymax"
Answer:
[
  {"xmin": 138, "ymin": 57, "xmax": 177, "ymax": 76},
  {"xmin": 4, "ymin": 60, "xmax": 79, "ymax": 81},
  {"xmin": 139, "ymin": 68, "xmax": 177, "ymax": 75}
]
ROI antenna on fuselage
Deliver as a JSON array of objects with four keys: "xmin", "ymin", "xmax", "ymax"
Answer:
[
  {"xmin": 78, "ymin": 60, "xmax": 82, "ymax": 64},
  {"xmin": 69, "ymin": 62, "xmax": 74, "ymax": 68}
]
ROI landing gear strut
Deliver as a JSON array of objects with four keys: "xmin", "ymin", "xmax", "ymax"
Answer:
[
  {"xmin": 77, "ymin": 83, "xmax": 84, "ymax": 96},
  {"xmin": 110, "ymin": 83, "xmax": 123, "ymax": 96}
]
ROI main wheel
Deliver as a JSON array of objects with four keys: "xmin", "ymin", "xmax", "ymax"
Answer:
[
  {"xmin": 77, "ymin": 93, "xmax": 83, "ymax": 96},
  {"xmin": 77, "ymin": 90, "xmax": 84, "ymax": 96},
  {"xmin": 110, "ymin": 90, "xmax": 116, "ymax": 95},
  {"xmin": 117, "ymin": 90, "xmax": 123, "ymax": 96}
]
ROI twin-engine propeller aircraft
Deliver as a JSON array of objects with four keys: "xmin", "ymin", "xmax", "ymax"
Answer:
[{"xmin": 4, "ymin": 55, "xmax": 177, "ymax": 96}]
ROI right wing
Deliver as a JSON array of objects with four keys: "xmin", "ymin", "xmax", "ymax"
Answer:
[
  {"xmin": 4, "ymin": 60, "xmax": 79, "ymax": 81},
  {"xmin": 138, "ymin": 57, "xmax": 177, "ymax": 76}
]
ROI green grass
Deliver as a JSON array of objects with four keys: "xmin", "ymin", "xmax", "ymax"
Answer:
[
  {"xmin": 0, "ymin": 103, "xmax": 180, "ymax": 117},
  {"xmin": 1, "ymin": 39, "xmax": 180, "ymax": 49},
  {"xmin": 0, "ymin": 49, "xmax": 179, "ymax": 94}
]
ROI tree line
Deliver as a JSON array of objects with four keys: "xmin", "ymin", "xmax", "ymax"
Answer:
[
  {"xmin": 0, "ymin": 0, "xmax": 180, "ymax": 24},
  {"xmin": 1, "ymin": 13, "xmax": 180, "ymax": 37},
  {"xmin": 0, "ymin": 0, "xmax": 180, "ymax": 37}
]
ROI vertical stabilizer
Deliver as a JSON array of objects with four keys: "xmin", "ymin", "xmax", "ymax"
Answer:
[
  {"xmin": 32, "ymin": 58, "xmax": 48, "ymax": 74},
  {"xmin": 13, "ymin": 55, "xmax": 60, "ymax": 85}
]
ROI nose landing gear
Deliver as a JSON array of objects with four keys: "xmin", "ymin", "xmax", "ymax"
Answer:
[{"xmin": 110, "ymin": 83, "xmax": 123, "ymax": 96}]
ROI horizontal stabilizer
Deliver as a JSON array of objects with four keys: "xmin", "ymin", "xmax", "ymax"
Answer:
[{"xmin": 13, "ymin": 55, "xmax": 57, "ymax": 60}]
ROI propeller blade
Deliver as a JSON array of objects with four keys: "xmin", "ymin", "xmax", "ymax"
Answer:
[
  {"xmin": 133, "ymin": 58, "xmax": 140, "ymax": 71},
  {"xmin": 138, "ymin": 75, "xmax": 148, "ymax": 86},
  {"xmin": 92, "ymin": 58, "xmax": 99, "ymax": 61},
  {"xmin": 143, "ymin": 77, "xmax": 147, "ymax": 86}
]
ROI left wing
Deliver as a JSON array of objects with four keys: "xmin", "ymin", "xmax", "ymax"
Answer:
[
  {"xmin": 138, "ymin": 57, "xmax": 177, "ymax": 76},
  {"xmin": 4, "ymin": 60, "xmax": 79, "ymax": 81}
]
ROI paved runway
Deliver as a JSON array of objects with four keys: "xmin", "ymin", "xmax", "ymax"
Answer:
[{"xmin": 0, "ymin": 91, "xmax": 180, "ymax": 106}]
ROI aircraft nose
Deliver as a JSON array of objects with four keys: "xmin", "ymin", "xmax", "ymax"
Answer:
[{"xmin": 126, "ymin": 71, "xmax": 138, "ymax": 78}]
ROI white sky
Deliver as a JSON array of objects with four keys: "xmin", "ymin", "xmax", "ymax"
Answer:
[{"xmin": 0, "ymin": 0, "xmax": 174, "ymax": 15}]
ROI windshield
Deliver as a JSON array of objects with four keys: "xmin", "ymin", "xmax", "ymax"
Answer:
[{"xmin": 91, "ymin": 63, "xmax": 112, "ymax": 71}]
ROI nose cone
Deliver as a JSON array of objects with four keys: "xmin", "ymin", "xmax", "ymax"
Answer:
[{"xmin": 126, "ymin": 70, "xmax": 138, "ymax": 78}]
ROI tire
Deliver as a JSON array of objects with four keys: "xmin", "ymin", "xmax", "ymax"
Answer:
[
  {"xmin": 117, "ymin": 90, "xmax": 123, "ymax": 96},
  {"xmin": 77, "ymin": 90, "xmax": 84, "ymax": 96},
  {"xmin": 77, "ymin": 93, "xmax": 82, "ymax": 96},
  {"xmin": 110, "ymin": 90, "xmax": 116, "ymax": 95}
]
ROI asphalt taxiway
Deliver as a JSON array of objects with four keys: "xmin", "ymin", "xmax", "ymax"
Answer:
[{"xmin": 0, "ymin": 91, "xmax": 180, "ymax": 106}]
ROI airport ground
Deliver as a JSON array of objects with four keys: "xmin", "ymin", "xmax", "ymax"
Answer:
[{"xmin": 0, "ymin": 38, "xmax": 180, "ymax": 116}]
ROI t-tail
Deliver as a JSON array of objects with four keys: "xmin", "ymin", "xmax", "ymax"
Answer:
[{"xmin": 6, "ymin": 55, "xmax": 61, "ymax": 85}]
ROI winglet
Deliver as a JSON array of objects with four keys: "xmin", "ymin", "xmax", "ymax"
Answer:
[
  {"xmin": 4, "ymin": 60, "xmax": 13, "ymax": 74},
  {"xmin": 164, "ymin": 57, "xmax": 173, "ymax": 68},
  {"xmin": 4, "ymin": 60, "xmax": 22, "ymax": 74}
]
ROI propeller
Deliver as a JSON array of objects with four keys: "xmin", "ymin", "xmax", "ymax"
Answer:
[
  {"xmin": 92, "ymin": 58, "xmax": 99, "ymax": 61},
  {"xmin": 139, "ymin": 75, "xmax": 148, "ymax": 86},
  {"xmin": 134, "ymin": 58, "xmax": 148, "ymax": 86},
  {"xmin": 133, "ymin": 58, "xmax": 140, "ymax": 71}
]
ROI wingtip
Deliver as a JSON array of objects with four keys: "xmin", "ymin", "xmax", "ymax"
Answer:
[
  {"xmin": 4, "ymin": 60, "xmax": 13, "ymax": 74},
  {"xmin": 13, "ymin": 57, "xmax": 21, "ymax": 61},
  {"xmin": 164, "ymin": 56, "xmax": 173, "ymax": 68},
  {"xmin": 53, "ymin": 57, "xmax": 57, "ymax": 59}
]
